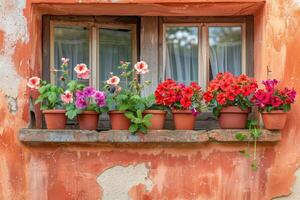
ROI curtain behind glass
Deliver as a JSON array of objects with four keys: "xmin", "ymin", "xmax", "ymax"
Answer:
[
  {"xmin": 209, "ymin": 26, "xmax": 242, "ymax": 80},
  {"xmin": 54, "ymin": 25, "xmax": 89, "ymax": 86},
  {"xmin": 99, "ymin": 28, "xmax": 132, "ymax": 87},
  {"xmin": 165, "ymin": 27, "xmax": 199, "ymax": 85}
]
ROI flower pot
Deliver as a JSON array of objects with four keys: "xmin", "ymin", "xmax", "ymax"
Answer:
[
  {"xmin": 172, "ymin": 110, "xmax": 196, "ymax": 130},
  {"xmin": 77, "ymin": 111, "xmax": 99, "ymax": 130},
  {"xmin": 143, "ymin": 110, "xmax": 167, "ymax": 130},
  {"xmin": 218, "ymin": 106, "xmax": 250, "ymax": 129},
  {"xmin": 108, "ymin": 111, "xmax": 131, "ymax": 130},
  {"xmin": 262, "ymin": 110, "xmax": 288, "ymax": 130},
  {"xmin": 43, "ymin": 109, "xmax": 67, "ymax": 129}
]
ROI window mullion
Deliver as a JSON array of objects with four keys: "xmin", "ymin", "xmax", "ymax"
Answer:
[
  {"xmin": 91, "ymin": 25, "xmax": 98, "ymax": 89},
  {"xmin": 200, "ymin": 24, "xmax": 208, "ymax": 89}
]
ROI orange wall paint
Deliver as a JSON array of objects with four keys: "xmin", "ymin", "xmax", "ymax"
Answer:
[{"xmin": 1, "ymin": 0, "xmax": 300, "ymax": 199}]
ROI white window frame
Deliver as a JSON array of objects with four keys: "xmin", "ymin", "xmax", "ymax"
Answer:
[
  {"xmin": 162, "ymin": 22, "xmax": 246, "ymax": 88},
  {"xmin": 50, "ymin": 20, "xmax": 137, "ymax": 89}
]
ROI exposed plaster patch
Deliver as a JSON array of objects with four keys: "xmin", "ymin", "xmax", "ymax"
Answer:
[
  {"xmin": 6, "ymin": 95, "xmax": 18, "ymax": 114},
  {"xmin": 0, "ymin": 0, "xmax": 28, "ymax": 98},
  {"xmin": 97, "ymin": 163, "xmax": 153, "ymax": 200},
  {"xmin": 273, "ymin": 168, "xmax": 300, "ymax": 200}
]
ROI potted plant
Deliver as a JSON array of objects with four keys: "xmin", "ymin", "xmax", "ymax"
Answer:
[
  {"xmin": 251, "ymin": 79, "xmax": 296, "ymax": 130},
  {"xmin": 105, "ymin": 61, "xmax": 164, "ymax": 133},
  {"xmin": 203, "ymin": 73, "xmax": 258, "ymax": 129},
  {"xmin": 27, "ymin": 77, "xmax": 66, "ymax": 129},
  {"xmin": 61, "ymin": 63, "xmax": 107, "ymax": 130},
  {"xmin": 154, "ymin": 79, "xmax": 205, "ymax": 130},
  {"xmin": 26, "ymin": 58, "xmax": 72, "ymax": 129}
]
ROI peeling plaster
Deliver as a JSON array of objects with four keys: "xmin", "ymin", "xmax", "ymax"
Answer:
[
  {"xmin": 274, "ymin": 168, "xmax": 300, "ymax": 200},
  {"xmin": 97, "ymin": 163, "xmax": 153, "ymax": 200},
  {"xmin": 6, "ymin": 95, "xmax": 18, "ymax": 114},
  {"xmin": 0, "ymin": 0, "xmax": 28, "ymax": 98}
]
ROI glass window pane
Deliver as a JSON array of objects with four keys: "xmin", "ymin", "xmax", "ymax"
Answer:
[
  {"xmin": 54, "ymin": 25, "xmax": 89, "ymax": 85},
  {"xmin": 165, "ymin": 26, "xmax": 199, "ymax": 85},
  {"xmin": 208, "ymin": 26, "xmax": 242, "ymax": 80},
  {"xmin": 99, "ymin": 28, "xmax": 132, "ymax": 87}
]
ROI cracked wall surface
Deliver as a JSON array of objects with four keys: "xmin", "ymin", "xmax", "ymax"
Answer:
[{"xmin": 0, "ymin": 0, "xmax": 300, "ymax": 199}]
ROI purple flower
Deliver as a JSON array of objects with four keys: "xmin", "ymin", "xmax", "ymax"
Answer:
[
  {"xmin": 74, "ymin": 87, "xmax": 106, "ymax": 110},
  {"xmin": 94, "ymin": 91, "xmax": 106, "ymax": 107},
  {"xmin": 76, "ymin": 90, "xmax": 84, "ymax": 98},
  {"xmin": 75, "ymin": 97, "xmax": 87, "ymax": 109},
  {"xmin": 83, "ymin": 86, "xmax": 96, "ymax": 97},
  {"xmin": 191, "ymin": 108, "xmax": 200, "ymax": 116},
  {"xmin": 262, "ymin": 79, "xmax": 279, "ymax": 92}
]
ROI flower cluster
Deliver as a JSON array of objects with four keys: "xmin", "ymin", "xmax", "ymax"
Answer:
[
  {"xmin": 251, "ymin": 79, "xmax": 296, "ymax": 112},
  {"xmin": 203, "ymin": 73, "xmax": 258, "ymax": 107},
  {"xmin": 155, "ymin": 79, "xmax": 204, "ymax": 114},
  {"xmin": 75, "ymin": 87, "xmax": 106, "ymax": 110},
  {"xmin": 74, "ymin": 63, "xmax": 90, "ymax": 79},
  {"xmin": 61, "ymin": 91, "xmax": 73, "ymax": 104}
]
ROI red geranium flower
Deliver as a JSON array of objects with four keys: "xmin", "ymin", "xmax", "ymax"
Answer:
[{"xmin": 180, "ymin": 96, "xmax": 192, "ymax": 108}]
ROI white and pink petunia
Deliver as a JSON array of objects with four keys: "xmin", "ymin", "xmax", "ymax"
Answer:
[
  {"xmin": 106, "ymin": 76, "xmax": 120, "ymax": 86},
  {"xmin": 74, "ymin": 63, "xmax": 88, "ymax": 74},
  {"xmin": 27, "ymin": 76, "xmax": 41, "ymax": 89},
  {"xmin": 61, "ymin": 91, "xmax": 73, "ymax": 104},
  {"xmin": 134, "ymin": 61, "xmax": 149, "ymax": 74},
  {"xmin": 77, "ymin": 69, "xmax": 90, "ymax": 79}
]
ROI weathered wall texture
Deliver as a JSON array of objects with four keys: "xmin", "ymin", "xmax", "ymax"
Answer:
[{"xmin": 0, "ymin": 0, "xmax": 300, "ymax": 199}]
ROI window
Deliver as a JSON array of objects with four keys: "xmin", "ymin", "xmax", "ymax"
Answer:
[
  {"xmin": 47, "ymin": 17, "xmax": 138, "ymax": 89},
  {"xmin": 162, "ymin": 22, "xmax": 246, "ymax": 88},
  {"xmin": 43, "ymin": 16, "xmax": 252, "ymax": 93}
]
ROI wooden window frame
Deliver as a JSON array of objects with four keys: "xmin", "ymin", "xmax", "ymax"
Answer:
[
  {"xmin": 43, "ymin": 16, "xmax": 139, "ymax": 89},
  {"xmin": 159, "ymin": 16, "xmax": 254, "ymax": 88}
]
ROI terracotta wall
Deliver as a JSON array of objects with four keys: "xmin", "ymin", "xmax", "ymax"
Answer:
[{"xmin": 0, "ymin": 0, "xmax": 300, "ymax": 199}]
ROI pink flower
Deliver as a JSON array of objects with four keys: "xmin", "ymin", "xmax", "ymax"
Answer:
[
  {"xmin": 134, "ymin": 61, "xmax": 149, "ymax": 74},
  {"xmin": 61, "ymin": 91, "xmax": 73, "ymax": 104},
  {"xmin": 74, "ymin": 63, "xmax": 88, "ymax": 74},
  {"xmin": 271, "ymin": 96, "xmax": 283, "ymax": 107},
  {"xmin": 106, "ymin": 76, "xmax": 120, "ymax": 86},
  {"xmin": 77, "ymin": 69, "xmax": 90, "ymax": 79},
  {"xmin": 27, "ymin": 76, "xmax": 41, "ymax": 89}
]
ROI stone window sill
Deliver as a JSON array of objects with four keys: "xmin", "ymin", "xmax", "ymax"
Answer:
[{"xmin": 19, "ymin": 129, "xmax": 281, "ymax": 145}]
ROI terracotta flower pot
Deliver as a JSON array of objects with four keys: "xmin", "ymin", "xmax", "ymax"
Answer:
[
  {"xmin": 262, "ymin": 110, "xmax": 288, "ymax": 130},
  {"xmin": 143, "ymin": 110, "xmax": 167, "ymax": 130},
  {"xmin": 218, "ymin": 106, "xmax": 250, "ymax": 129},
  {"xmin": 77, "ymin": 111, "xmax": 99, "ymax": 130},
  {"xmin": 43, "ymin": 109, "xmax": 67, "ymax": 129},
  {"xmin": 172, "ymin": 110, "xmax": 196, "ymax": 130},
  {"xmin": 108, "ymin": 111, "xmax": 131, "ymax": 130}
]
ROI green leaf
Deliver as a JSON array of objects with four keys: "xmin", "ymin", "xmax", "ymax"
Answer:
[
  {"xmin": 48, "ymin": 92, "xmax": 57, "ymax": 103},
  {"xmin": 143, "ymin": 120, "xmax": 152, "ymax": 128},
  {"xmin": 283, "ymin": 104, "xmax": 291, "ymax": 112},
  {"xmin": 40, "ymin": 105, "xmax": 48, "ymax": 110},
  {"xmin": 119, "ymin": 104, "xmax": 129, "ymax": 111},
  {"xmin": 125, "ymin": 112, "xmax": 135, "ymax": 120},
  {"xmin": 129, "ymin": 124, "xmax": 138, "ymax": 133},
  {"xmin": 139, "ymin": 125, "xmax": 147, "ymax": 134},
  {"xmin": 143, "ymin": 114, "xmax": 153, "ymax": 121},
  {"xmin": 66, "ymin": 109, "xmax": 78, "ymax": 119},
  {"xmin": 235, "ymin": 133, "xmax": 247, "ymax": 141},
  {"xmin": 137, "ymin": 110, "xmax": 142, "ymax": 119}
]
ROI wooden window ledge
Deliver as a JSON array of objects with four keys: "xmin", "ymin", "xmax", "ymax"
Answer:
[{"xmin": 19, "ymin": 129, "xmax": 281, "ymax": 145}]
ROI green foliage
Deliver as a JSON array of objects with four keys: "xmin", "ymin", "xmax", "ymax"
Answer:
[
  {"xmin": 34, "ymin": 83, "xmax": 64, "ymax": 110},
  {"xmin": 235, "ymin": 119, "xmax": 262, "ymax": 171},
  {"xmin": 125, "ymin": 110, "xmax": 153, "ymax": 134}
]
